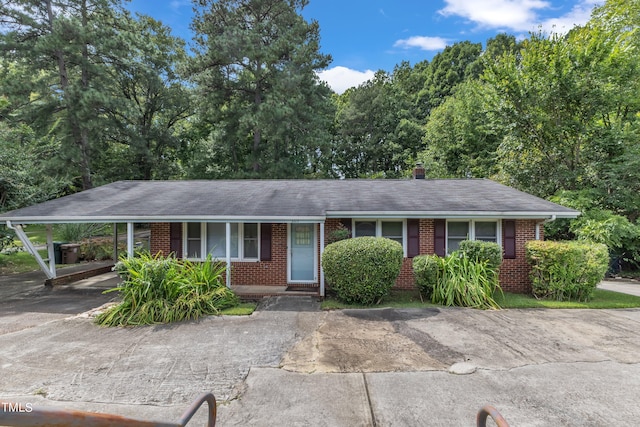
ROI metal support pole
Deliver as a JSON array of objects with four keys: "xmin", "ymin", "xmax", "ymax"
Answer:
[
  {"xmin": 127, "ymin": 222, "xmax": 134, "ymax": 259},
  {"xmin": 46, "ymin": 224, "xmax": 56, "ymax": 278},
  {"xmin": 113, "ymin": 223, "xmax": 119, "ymax": 260},
  {"xmin": 6, "ymin": 221, "xmax": 55, "ymax": 279}
]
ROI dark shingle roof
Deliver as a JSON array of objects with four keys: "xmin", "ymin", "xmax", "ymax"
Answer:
[{"xmin": 0, "ymin": 179, "xmax": 579, "ymax": 223}]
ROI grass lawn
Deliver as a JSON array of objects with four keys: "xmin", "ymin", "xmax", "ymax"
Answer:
[
  {"xmin": 322, "ymin": 289, "xmax": 435, "ymax": 310},
  {"xmin": 496, "ymin": 289, "xmax": 640, "ymax": 309},
  {"xmin": 0, "ymin": 250, "xmax": 50, "ymax": 275},
  {"xmin": 220, "ymin": 302, "xmax": 257, "ymax": 315},
  {"xmin": 321, "ymin": 288, "xmax": 640, "ymax": 310}
]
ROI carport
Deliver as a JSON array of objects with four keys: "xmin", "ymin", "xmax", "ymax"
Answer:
[{"xmin": 5, "ymin": 221, "xmax": 135, "ymax": 281}]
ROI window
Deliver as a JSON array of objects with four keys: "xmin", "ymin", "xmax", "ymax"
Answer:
[
  {"xmin": 186, "ymin": 223, "xmax": 202, "ymax": 258},
  {"xmin": 475, "ymin": 221, "xmax": 498, "ymax": 242},
  {"xmin": 381, "ymin": 221, "xmax": 403, "ymax": 245},
  {"xmin": 184, "ymin": 223, "xmax": 259, "ymax": 261},
  {"xmin": 353, "ymin": 220, "xmax": 406, "ymax": 253},
  {"xmin": 206, "ymin": 223, "xmax": 239, "ymax": 258},
  {"xmin": 446, "ymin": 220, "xmax": 499, "ymax": 253},
  {"xmin": 447, "ymin": 221, "xmax": 469, "ymax": 252}
]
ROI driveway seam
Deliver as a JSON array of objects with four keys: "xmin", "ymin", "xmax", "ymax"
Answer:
[{"xmin": 362, "ymin": 372, "xmax": 377, "ymax": 427}]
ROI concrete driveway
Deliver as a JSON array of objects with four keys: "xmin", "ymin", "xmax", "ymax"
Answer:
[{"xmin": 1, "ymin": 273, "xmax": 640, "ymax": 426}]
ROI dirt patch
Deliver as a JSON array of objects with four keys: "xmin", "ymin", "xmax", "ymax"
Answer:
[{"xmin": 281, "ymin": 310, "xmax": 460, "ymax": 373}]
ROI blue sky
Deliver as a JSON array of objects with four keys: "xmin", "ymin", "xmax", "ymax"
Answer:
[{"xmin": 126, "ymin": 0, "xmax": 601, "ymax": 93}]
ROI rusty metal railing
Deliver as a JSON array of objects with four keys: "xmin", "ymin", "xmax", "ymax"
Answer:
[
  {"xmin": 0, "ymin": 392, "xmax": 216, "ymax": 427},
  {"xmin": 477, "ymin": 405, "xmax": 510, "ymax": 427}
]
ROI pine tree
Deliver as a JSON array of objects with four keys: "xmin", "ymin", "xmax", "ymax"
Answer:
[{"xmin": 189, "ymin": 0, "xmax": 334, "ymax": 178}]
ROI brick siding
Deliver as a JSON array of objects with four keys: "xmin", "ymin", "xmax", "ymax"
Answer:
[{"xmin": 150, "ymin": 218, "xmax": 540, "ymax": 294}]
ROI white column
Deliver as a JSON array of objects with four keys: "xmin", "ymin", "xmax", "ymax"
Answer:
[
  {"xmin": 46, "ymin": 224, "xmax": 56, "ymax": 278},
  {"xmin": 319, "ymin": 220, "xmax": 325, "ymax": 297},
  {"xmin": 225, "ymin": 222, "xmax": 231, "ymax": 288},
  {"xmin": 127, "ymin": 222, "xmax": 134, "ymax": 258}
]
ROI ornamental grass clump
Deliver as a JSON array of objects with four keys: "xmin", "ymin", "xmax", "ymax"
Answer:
[
  {"xmin": 414, "ymin": 241, "xmax": 503, "ymax": 309},
  {"xmin": 322, "ymin": 237, "xmax": 403, "ymax": 305},
  {"xmin": 96, "ymin": 252, "xmax": 238, "ymax": 326},
  {"xmin": 431, "ymin": 253, "xmax": 502, "ymax": 310}
]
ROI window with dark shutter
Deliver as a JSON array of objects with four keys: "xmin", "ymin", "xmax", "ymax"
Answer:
[
  {"xmin": 260, "ymin": 223, "xmax": 272, "ymax": 261},
  {"xmin": 434, "ymin": 219, "xmax": 446, "ymax": 257},
  {"xmin": 407, "ymin": 219, "xmax": 420, "ymax": 258},
  {"xmin": 503, "ymin": 220, "xmax": 516, "ymax": 259}
]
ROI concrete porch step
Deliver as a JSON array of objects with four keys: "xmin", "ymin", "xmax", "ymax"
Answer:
[{"xmin": 231, "ymin": 285, "xmax": 320, "ymax": 300}]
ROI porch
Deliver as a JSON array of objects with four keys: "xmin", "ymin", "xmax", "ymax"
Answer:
[{"xmin": 231, "ymin": 284, "xmax": 321, "ymax": 300}]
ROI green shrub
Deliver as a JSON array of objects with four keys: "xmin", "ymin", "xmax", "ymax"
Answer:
[
  {"xmin": 96, "ymin": 252, "xmax": 239, "ymax": 326},
  {"xmin": 526, "ymin": 240, "xmax": 609, "ymax": 301},
  {"xmin": 431, "ymin": 253, "xmax": 501, "ymax": 309},
  {"xmin": 322, "ymin": 237, "xmax": 403, "ymax": 305},
  {"xmin": 412, "ymin": 255, "xmax": 440, "ymax": 299},
  {"xmin": 458, "ymin": 240, "xmax": 503, "ymax": 271},
  {"xmin": 56, "ymin": 223, "xmax": 108, "ymax": 243},
  {"xmin": 80, "ymin": 238, "xmax": 127, "ymax": 261}
]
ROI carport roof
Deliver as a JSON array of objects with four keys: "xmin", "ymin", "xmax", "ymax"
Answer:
[{"xmin": 0, "ymin": 179, "xmax": 580, "ymax": 223}]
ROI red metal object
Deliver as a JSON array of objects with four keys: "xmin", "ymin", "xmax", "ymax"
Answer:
[
  {"xmin": 477, "ymin": 405, "xmax": 510, "ymax": 427},
  {"xmin": 0, "ymin": 392, "xmax": 216, "ymax": 427}
]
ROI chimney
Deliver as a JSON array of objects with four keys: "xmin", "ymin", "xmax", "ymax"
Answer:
[{"xmin": 413, "ymin": 162, "xmax": 425, "ymax": 179}]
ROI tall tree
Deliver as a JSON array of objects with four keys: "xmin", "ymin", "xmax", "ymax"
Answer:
[
  {"xmin": 416, "ymin": 41, "xmax": 483, "ymax": 120},
  {"xmin": 0, "ymin": 0, "xmax": 125, "ymax": 190},
  {"xmin": 483, "ymin": 0, "xmax": 640, "ymax": 213},
  {"xmin": 330, "ymin": 71, "xmax": 423, "ymax": 178},
  {"xmin": 188, "ymin": 0, "xmax": 334, "ymax": 178},
  {"xmin": 98, "ymin": 14, "xmax": 192, "ymax": 181}
]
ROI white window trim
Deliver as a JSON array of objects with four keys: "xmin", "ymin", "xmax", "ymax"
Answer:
[
  {"xmin": 182, "ymin": 222, "xmax": 260, "ymax": 262},
  {"xmin": 445, "ymin": 219, "xmax": 501, "ymax": 254},
  {"xmin": 352, "ymin": 219, "xmax": 407, "ymax": 256}
]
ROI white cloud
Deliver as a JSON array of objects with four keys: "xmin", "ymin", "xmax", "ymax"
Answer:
[
  {"xmin": 536, "ymin": 1, "xmax": 596, "ymax": 35},
  {"xmin": 316, "ymin": 66, "xmax": 376, "ymax": 94},
  {"xmin": 439, "ymin": 0, "xmax": 551, "ymax": 31},
  {"xmin": 438, "ymin": 0, "xmax": 597, "ymax": 34},
  {"xmin": 393, "ymin": 36, "xmax": 449, "ymax": 51}
]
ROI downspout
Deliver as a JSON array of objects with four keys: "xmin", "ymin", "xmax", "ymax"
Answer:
[
  {"xmin": 225, "ymin": 222, "xmax": 231, "ymax": 288},
  {"xmin": 536, "ymin": 215, "xmax": 556, "ymax": 240},
  {"xmin": 6, "ymin": 221, "xmax": 56, "ymax": 279},
  {"xmin": 319, "ymin": 221, "xmax": 325, "ymax": 297}
]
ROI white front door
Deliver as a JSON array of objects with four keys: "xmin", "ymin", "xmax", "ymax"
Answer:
[{"xmin": 289, "ymin": 223, "xmax": 317, "ymax": 282}]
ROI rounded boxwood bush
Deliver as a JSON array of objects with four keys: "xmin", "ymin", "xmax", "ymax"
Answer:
[
  {"xmin": 413, "ymin": 254, "xmax": 440, "ymax": 299},
  {"xmin": 322, "ymin": 237, "xmax": 403, "ymax": 305}
]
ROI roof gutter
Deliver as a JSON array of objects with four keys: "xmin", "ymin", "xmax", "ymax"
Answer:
[{"xmin": 535, "ymin": 214, "xmax": 558, "ymax": 240}]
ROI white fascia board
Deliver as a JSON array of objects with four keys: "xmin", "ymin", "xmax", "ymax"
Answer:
[
  {"xmin": 326, "ymin": 211, "xmax": 580, "ymax": 219},
  {"xmin": 3, "ymin": 215, "xmax": 327, "ymax": 224}
]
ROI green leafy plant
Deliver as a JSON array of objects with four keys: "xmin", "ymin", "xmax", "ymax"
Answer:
[
  {"xmin": 322, "ymin": 237, "xmax": 403, "ymax": 305},
  {"xmin": 96, "ymin": 252, "xmax": 239, "ymax": 326},
  {"xmin": 526, "ymin": 240, "xmax": 609, "ymax": 302},
  {"xmin": 431, "ymin": 253, "xmax": 501, "ymax": 310},
  {"xmin": 458, "ymin": 240, "xmax": 503, "ymax": 271},
  {"xmin": 412, "ymin": 254, "xmax": 440, "ymax": 299},
  {"xmin": 56, "ymin": 223, "xmax": 108, "ymax": 243},
  {"xmin": 327, "ymin": 223, "xmax": 351, "ymax": 244}
]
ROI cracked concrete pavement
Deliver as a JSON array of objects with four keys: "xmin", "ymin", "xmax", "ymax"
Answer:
[{"xmin": 1, "ymin": 272, "xmax": 640, "ymax": 426}]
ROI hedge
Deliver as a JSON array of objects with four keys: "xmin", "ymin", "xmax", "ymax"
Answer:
[
  {"xmin": 526, "ymin": 240, "xmax": 609, "ymax": 301},
  {"xmin": 322, "ymin": 237, "xmax": 403, "ymax": 305}
]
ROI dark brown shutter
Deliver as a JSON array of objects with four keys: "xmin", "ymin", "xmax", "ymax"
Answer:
[
  {"xmin": 169, "ymin": 223, "xmax": 182, "ymax": 257},
  {"xmin": 260, "ymin": 223, "xmax": 272, "ymax": 261},
  {"xmin": 434, "ymin": 219, "xmax": 446, "ymax": 257},
  {"xmin": 407, "ymin": 219, "xmax": 420, "ymax": 258},
  {"xmin": 503, "ymin": 220, "xmax": 516, "ymax": 259}
]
